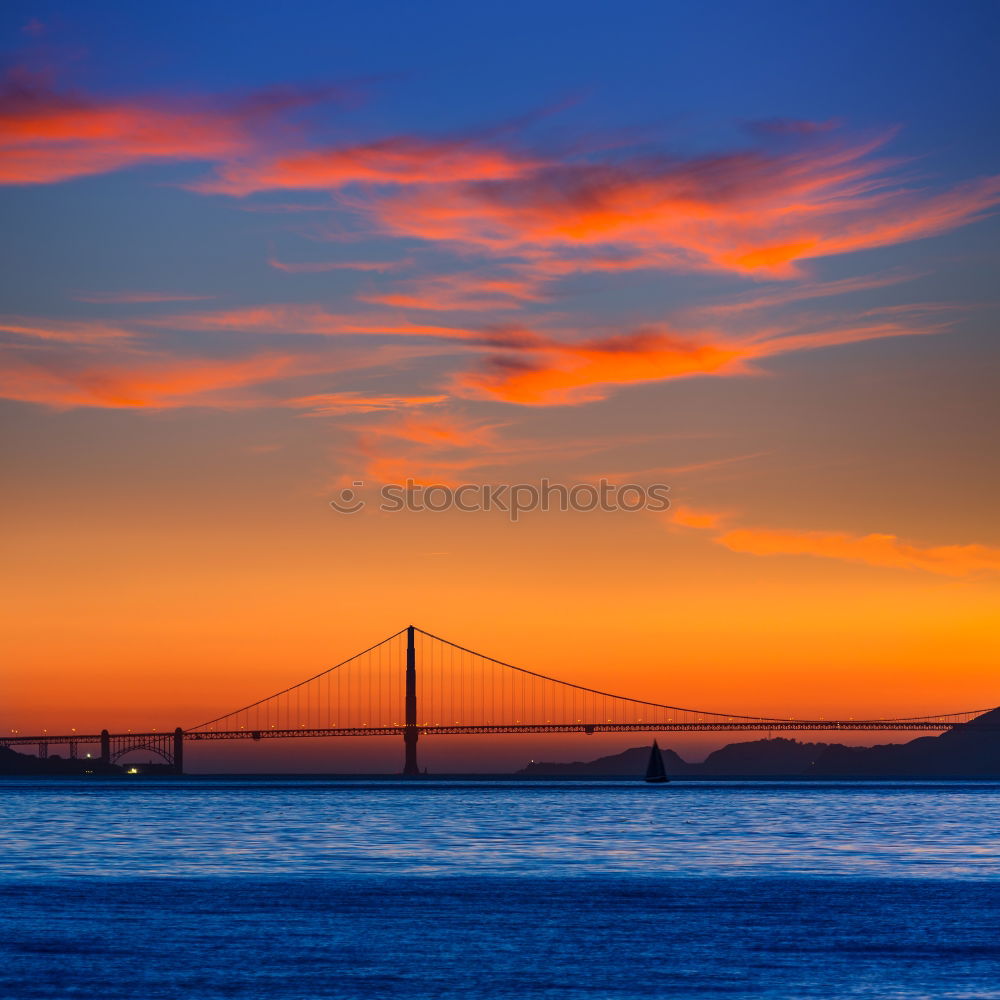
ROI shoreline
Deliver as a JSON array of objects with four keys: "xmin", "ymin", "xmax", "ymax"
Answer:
[{"xmin": 4, "ymin": 772, "xmax": 1000, "ymax": 783}]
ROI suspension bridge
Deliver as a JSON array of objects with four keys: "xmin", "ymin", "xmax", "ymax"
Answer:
[{"xmin": 3, "ymin": 626, "xmax": 993, "ymax": 774}]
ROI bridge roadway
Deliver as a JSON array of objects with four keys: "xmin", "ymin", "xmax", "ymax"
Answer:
[{"xmin": 1, "ymin": 717, "xmax": 972, "ymax": 751}]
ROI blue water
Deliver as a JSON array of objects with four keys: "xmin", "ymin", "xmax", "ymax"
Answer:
[{"xmin": 2, "ymin": 778, "xmax": 999, "ymax": 999}]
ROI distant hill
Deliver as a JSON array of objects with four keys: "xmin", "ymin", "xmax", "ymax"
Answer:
[
  {"xmin": 699, "ymin": 737, "xmax": 833, "ymax": 775},
  {"xmin": 520, "ymin": 745, "xmax": 692, "ymax": 776},
  {"xmin": 517, "ymin": 737, "xmax": 831, "ymax": 777},
  {"xmin": 0, "ymin": 746, "xmax": 123, "ymax": 776},
  {"xmin": 807, "ymin": 707, "xmax": 1000, "ymax": 777},
  {"xmin": 517, "ymin": 709, "xmax": 1000, "ymax": 778}
]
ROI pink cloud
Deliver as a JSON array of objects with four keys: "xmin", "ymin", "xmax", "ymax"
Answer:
[{"xmin": 194, "ymin": 136, "xmax": 539, "ymax": 195}]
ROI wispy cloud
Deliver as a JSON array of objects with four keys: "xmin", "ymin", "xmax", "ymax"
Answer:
[
  {"xmin": 288, "ymin": 391, "xmax": 447, "ymax": 415},
  {"xmin": 364, "ymin": 131, "xmax": 1000, "ymax": 277},
  {"xmin": 696, "ymin": 271, "xmax": 920, "ymax": 315},
  {"xmin": 193, "ymin": 135, "xmax": 539, "ymax": 195},
  {"xmin": 0, "ymin": 349, "xmax": 301, "ymax": 409},
  {"xmin": 0, "ymin": 294, "xmax": 947, "ymax": 421},
  {"xmin": 358, "ymin": 273, "xmax": 546, "ymax": 311},
  {"xmin": 140, "ymin": 303, "xmax": 481, "ymax": 341},
  {"xmin": 455, "ymin": 318, "xmax": 940, "ymax": 405},
  {"xmin": 668, "ymin": 505, "xmax": 729, "ymax": 530},
  {"xmin": 0, "ymin": 74, "xmax": 249, "ymax": 184},
  {"xmin": 666, "ymin": 505, "xmax": 1000, "ymax": 577},
  {"xmin": 267, "ymin": 255, "xmax": 404, "ymax": 273},
  {"xmin": 5, "ymin": 74, "xmax": 996, "ymax": 288},
  {"xmin": 346, "ymin": 410, "xmax": 511, "ymax": 485},
  {"xmin": 3, "ymin": 79, "xmax": 993, "ymax": 451},
  {"xmin": 0, "ymin": 72, "xmax": 342, "ymax": 186},
  {"xmin": 0, "ymin": 317, "xmax": 135, "ymax": 344},
  {"xmin": 0, "ymin": 325, "xmax": 442, "ymax": 411},
  {"xmin": 719, "ymin": 527, "xmax": 1000, "ymax": 577},
  {"xmin": 121, "ymin": 297, "xmax": 948, "ymax": 410}
]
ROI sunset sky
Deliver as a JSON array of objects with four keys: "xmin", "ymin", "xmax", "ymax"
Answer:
[{"xmin": 2, "ymin": 1, "xmax": 998, "ymax": 771}]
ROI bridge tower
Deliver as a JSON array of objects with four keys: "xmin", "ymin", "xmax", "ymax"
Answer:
[
  {"xmin": 173, "ymin": 727, "xmax": 184, "ymax": 775},
  {"xmin": 100, "ymin": 729, "xmax": 110, "ymax": 765},
  {"xmin": 403, "ymin": 625, "xmax": 419, "ymax": 776}
]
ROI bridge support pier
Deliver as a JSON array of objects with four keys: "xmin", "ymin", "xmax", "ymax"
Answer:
[
  {"xmin": 403, "ymin": 625, "xmax": 420, "ymax": 776},
  {"xmin": 173, "ymin": 727, "xmax": 184, "ymax": 775},
  {"xmin": 403, "ymin": 726, "xmax": 419, "ymax": 776},
  {"xmin": 100, "ymin": 729, "xmax": 110, "ymax": 765}
]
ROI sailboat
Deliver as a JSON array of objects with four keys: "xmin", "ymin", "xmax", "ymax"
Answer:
[{"xmin": 644, "ymin": 740, "xmax": 670, "ymax": 783}]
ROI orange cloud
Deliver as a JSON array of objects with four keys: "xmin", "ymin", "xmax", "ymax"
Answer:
[
  {"xmin": 5, "ymin": 74, "xmax": 996, "ymax": 285},
  {"xmin": 8, "ymin": 76, "xmax": 994, "ymax": 286},
  {"xmin": 195, "ymin": 136, "xmax": 538, "ymax": 195},
  {"xmin": 0, "ymin": 350, "xmax": 301, "ymax": 409},
  {"xmin": 363, "ymin": 412, "xmax": 501, "ymax": 450},
  {"xmin": 0, "ymin": 317, "xmax": 134, "ymax": 344},
  {"xmin": 358, "ymin": 274, "xmax": 546, "ymax": 312},
  {"xmin": 4, "ymin": 305, "xmax": 940, "ymax": 418},
  {"xmin": 0, "ymin": 73, "xmax": 347, "ymax": 186},
  {"xmin": 353, "ymin": 449, "xmax": 495, "ymax": 487},
  {"xmin": 516, "ymin": 249, "xmax": 676, "ymax": 277},
  {"xmin": 459, "ymin": 329, "xmax": 743, "ymax": 405},
  {"xmin": 0, "ymin": 75, "xmax": 253, "ymax": 184},
  {"xmin": 457, "ymin": 319, "xmax": 935, "ymax": 405},
  {"xmin": 667, "ymin": 505, "xmax": 729, "ymax": 530},
  {"xmin": 343, "ymin": 413, "xmax": 691, "ymax": 488},
  {"xmin": 368, "ymin": 133, "xmax": 1000, "ymax": 276},
  {"xmin": 0, "ymin": 300, "xmax": 485, "ymax": 416},
  {"xmin": 718, "ymin": 528, "xmax": 1000, "ymax": 578},
  {"xmin": 347, "ymin": 410, "xmax": 510, "ymax": 485},
  {"xmin": 142, "ymin": 303, "xmax": 480, "ymax": 341},
  {"xmin": 0, "ymin": 324, "xmax": 458, "ymax": 413},
  {"xmin": 665, "ymin": 504, "xmax": 1000, "ymax": 578},
  {"xmin": 289, "ymin": 392, "xmax": 447, "ymax": 415}
]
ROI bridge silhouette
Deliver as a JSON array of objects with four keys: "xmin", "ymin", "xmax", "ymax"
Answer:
[{"xmin": 3, "ymin": 626, "xmax": 992, "ymax": 774}]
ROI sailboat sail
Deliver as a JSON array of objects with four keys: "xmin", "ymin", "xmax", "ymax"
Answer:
[{"xmin": 645, "ymin": 740, "xmax": 670, "ymax": 783}]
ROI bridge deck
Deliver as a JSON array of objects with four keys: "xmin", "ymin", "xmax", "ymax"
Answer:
[{"xmin": 1, "ymin": 719, "xmax": 975, "ymax": 748}]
